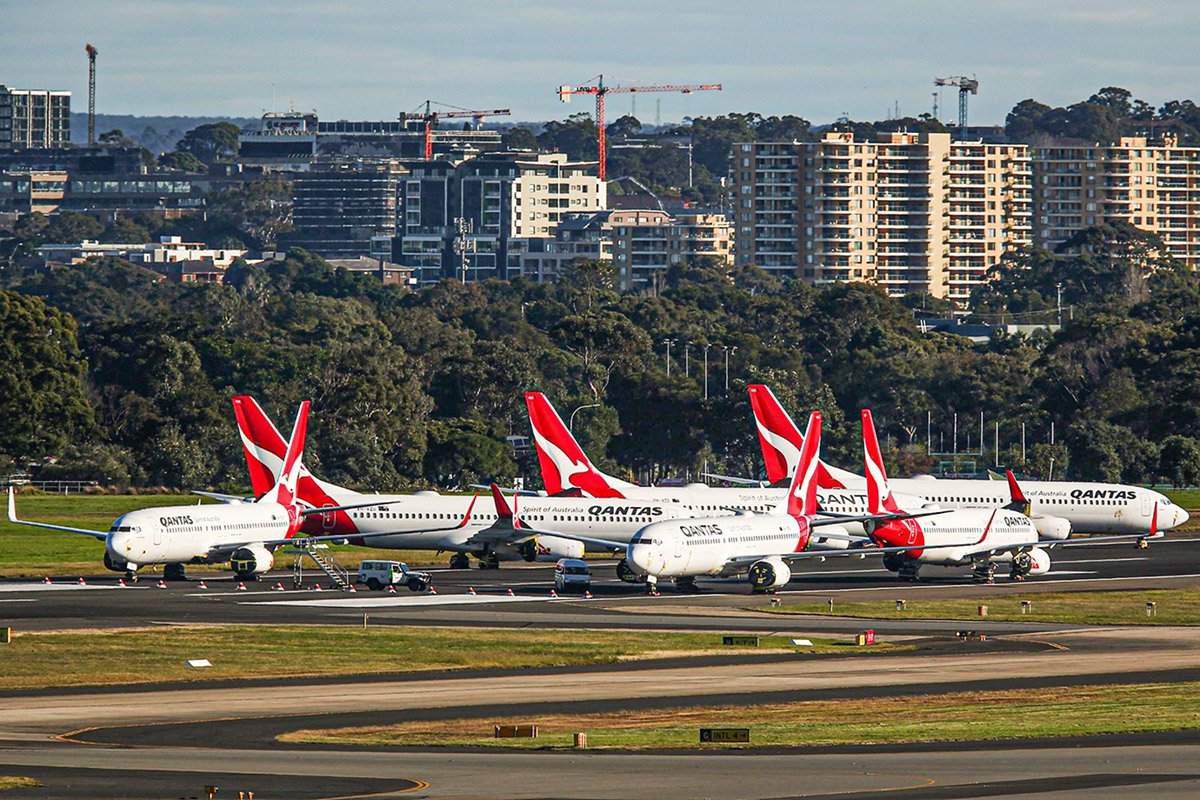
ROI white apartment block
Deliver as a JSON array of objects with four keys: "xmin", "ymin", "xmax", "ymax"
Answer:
[
  {"xmin": 732, "ymin": 131, "xmax": 1032, "ymax": 302},
  {"xmin": 509, "ymin": 153, "xmax": 606, "ymax": 238}
]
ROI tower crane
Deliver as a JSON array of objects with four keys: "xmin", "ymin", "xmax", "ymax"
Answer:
[
  {"xmin": 85, "ymin": 44, "xmax": 98, "ymax": 146},
  {"xmin": 557, "ymin": 75, "xmax": 721, "ymax": 180},
  {"xmin": 934, "ymin": 76, "xmax": 978, "ymax": 138},
  {"xmin": 400, "ymin": 101, "xmax": 512, "ymax": 161}
]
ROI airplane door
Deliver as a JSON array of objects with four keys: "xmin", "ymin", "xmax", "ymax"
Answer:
[
  {"xmin": 1142, "ymin": 496, "xmax": 1152, "ymax": 517},
  {"xmin": 322, "ymin": 504, "xmax": 336, "ymax": 531},
  {"xmin": 152, "ymin": 525, "xmax": 162, "ymax": 546},
  {"xmin": 674, "ymin": 537, "xmax": 684, "ymax": 560}
]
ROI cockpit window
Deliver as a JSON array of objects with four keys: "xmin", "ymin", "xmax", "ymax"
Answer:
[{"xmin": 108, "ymin": 526, "xmax": 132, "ymax": 532}]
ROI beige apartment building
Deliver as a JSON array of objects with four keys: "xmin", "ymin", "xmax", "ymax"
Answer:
[
  {"xmin": 1034, "ymin": 135, "xmax": 1200, "ymax": 267},
  {"xmin": 610, "ymin": 209, "xmax": 733, "ymax": 289},
  {"xmin": 509, "ymin": 153, "xmax": 606, "ymax": 238},
  {"xmin": 733, "ymin": 131, "xmax": 1032, "ymax": 302}
]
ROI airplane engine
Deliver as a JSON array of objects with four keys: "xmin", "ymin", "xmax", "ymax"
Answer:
[
  {"xmin": 1032, "ymin": 515, "xmax": 1071, "ymax": 540},
  {"xmin": 230, "ymin": 544, "xmax": 274, "ymax": 577},
  {"xmin": 807, "ymin": 525, "xmax": 850, "ymax": 551},
  {"xmin": 103, "ymin": 551, "xmax": 129, "ymax": 573},
  {"xmin": 517, "ymin": 535, "xmax": 585, "ymax": 562},
  {"xmin": 1026, "ymin": 547, "xmax": 1051, "ymax": 575},
  {"xmin": 747, "ymin": 557, "xmax": 791, "ymax": 592},
  {"xmin": 998, "ymin": 547, "xmax": 1051, "ymax": 578}
]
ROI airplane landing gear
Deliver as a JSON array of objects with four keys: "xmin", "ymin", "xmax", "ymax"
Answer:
[
  {"xmin": 478, "ymin": 552, "xmax": 500, "ymax": 570},
  {"xmin": 971, "ymin": 559, "xmax": 996, "ymax": 584},
  {"xmin": 897, "ymin": 562, "xmax": 921, "ymax": 582},
  {"xmin": 645, "ymin": 575, "xmax": 660, "ymax": 595},
  {"xmin": 449, "ymin": 553, "xmax": 471, "ymax": 570},
  {"xmin": 124, "ymin": 569, "xmax": 139, "ymax": 584},
  {"xmin": 163, "ymin": 563, "xmax": 187, "ymax": 582},
  {"xmin": 616, "ymin": 558, "xmax": 640, "ymax": 583},
  {"xmin": 673, "ymin": 576, "xmax": 698, "ymax": 593},
  {"xmin": 1010, "ymin": 551, "xmax": 1032, "ymax": 581}
]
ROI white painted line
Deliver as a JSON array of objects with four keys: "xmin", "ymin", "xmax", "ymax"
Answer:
[
  {"xmin": 0, "ymin": 583, "xmax": 121, "ymax": 593},
  {"xmin": 783, "ymin": 571, "xmax": 1200, "ymax": 593},
  {"xmin": 1056, "ymin": 557, "xmax": 1149, "ymax": 565},
  {"xmin": 0, "ymin": 599, "xmax": 36, "ymax": 604},
  {"xmin": 246, "ymin": 593, "xmax": 563, "ymax": 608}
]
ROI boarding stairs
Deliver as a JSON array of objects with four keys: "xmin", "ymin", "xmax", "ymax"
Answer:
[{"xmin": 290, "ymin": 541, "xmax": 353, "ymax": 591}]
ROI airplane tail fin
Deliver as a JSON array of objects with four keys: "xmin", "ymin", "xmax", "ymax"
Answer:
[
  {"xmin": 861, "ymin": 409, "xmax": 902, "ymax": 515},
  {"xmin": 747, "ymin": 384, "xmax": 849, "ymax": 489},
  {"xmin": 262, "ymin": 401, "xmax": 310, "ymax": 507},
  {"xmin": 524, "ymin": 391, "xmax": 634, "ymax": 498},
  {"xmin": 776, "ymin": 411, "xmax": 822, "ymax": 518},
  {"xmin": 1005, "ymin": 470, "xmax": 1032, "ymax": 516},
  {"xmin": 231, "ymin": 396, "xmax": 286, "ymax": 498}
]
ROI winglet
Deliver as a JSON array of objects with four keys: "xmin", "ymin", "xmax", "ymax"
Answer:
[
  {"xmin": 1005, "ymin": 470, "xmax": 1032, "ymax": 515},
  {"xmin": 489, "ymin": 483, "xmax": 513, "ymax": 520},
  {"xmin": 6, "ymin": 487, "xmax": 16, "ymax": 523},
  {"xmin": 781, "ymin": 411, "xmax": 822, "ymax": 518},
  {"xmin": 457, "ymin": 494, "xmax": 479, "ymax": 528}
]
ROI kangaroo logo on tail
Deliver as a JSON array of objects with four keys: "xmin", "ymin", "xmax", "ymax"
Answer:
[
  {"xmin": 783, "ymin": 411, "xmax": 823, "ymax": 519},
  {"xmin": 747, "ymin": 385, "xmax": 848, "ymax": 489},
  {"xmin": 524, "ymin": 392, "xmax": 634, "ymax": 498}
]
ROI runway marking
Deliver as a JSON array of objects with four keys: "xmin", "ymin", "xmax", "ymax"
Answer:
[
  {"xmin": 320, "ymin": 781, "xmax": 430, "ymax": 799},
  {"xmin": 1058, "ymin": 557, "xmax": 1150, "ymax": 565},
  {"xmin": 247, "ymin": 593, "xmax": 567, "ymax": 608},
  {"xmin": 0, "ymin": 599, "xmax": 36, "ymax": 604},
  {"xmin": 781, "ymin": 571, "xmax": 1200, "ymax": 593},
  {"xmin": 0, "ymin": 584, "xmax": 120, "ymax": 593}
]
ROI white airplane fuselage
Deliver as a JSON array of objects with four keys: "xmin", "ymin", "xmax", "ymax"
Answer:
[{"xmin": 106, "ymin": 502, "xmax": 293, "ymax": 568}]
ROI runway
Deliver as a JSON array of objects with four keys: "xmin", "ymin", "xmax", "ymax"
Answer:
[{"xmin": 0, "ymin": 537, "xmax": 1197, "ymax": 797}]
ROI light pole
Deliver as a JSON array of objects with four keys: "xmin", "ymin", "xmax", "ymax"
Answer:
[
  {"xmin": 702, "ymin": 344, "xmax": 712, "ymax": 400},
  {"xmin": 719, "ymin": 345, "xmax": 737, "ymax": 392},
  {"xmin": 662, "ymin": 338, "xmax": 675, "ymax": 376},
  {"xmin": 569, "ymin": 403, "xmax": 601, "ymax": 434},
  {"xmin": 684, "ymin": 342, "xmax": 691, "ymax": 377}
]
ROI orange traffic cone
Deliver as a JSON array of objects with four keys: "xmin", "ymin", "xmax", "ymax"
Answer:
[
  {"xmin": 468, "ymin": 586, "xmax": 477, "ymax": 595},
  {"xmin": 42, "ymin": 577, "xmax": 52, "ymax": 584},
  {"xmin": 428, "ymin": 585, "xmax": 437, "ymax": 595},
  {"xmin": 313, "ymin": 584, "xmax": 323, "ymax": 591},
  {"xmin": 385, "ymin": 584, "xmax": 397, "ymax": 594},
  {"xmin": 117, "ymin": 578, "xmax": 127, "ymax": 588},
  {"xmin": 549, "ymin": 589, "xmax": 559, "ymax": 598},
  {"xmin": 584, "ymin": 590, "xmax": 593, "ymax": 599},
  {"xmin": 198, "ymin": 581, "xmax": 208, "ymax": 589},
  {"xmin": 156, "ymin": 580, "xmax": 167, "ymax": 589},
  {"xmin": 506, "ymin": 588, "xmax": 515, "ymax": 596},
  {"xmin": 347, "ymin": 585, "xmax": 357, "ymax": 593},
  {"xmin": 77, "ymin": 577, "xmax": 87, "ymax": 585},
  {"xmin": 236, "ymin": 582, "xmax": 248, "ymax": 591},
  {"xmin": 272, "ymin": 582, "xmax": 284, "ymax": 591}
]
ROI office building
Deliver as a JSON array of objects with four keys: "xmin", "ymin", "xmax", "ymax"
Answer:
[
  {"xmin": 1033, "ymin": 135, "xmax": 1200, "ymax": 268},
  {"xmin": 287, "ymin": 158, "xmax": 405, "ymax": 258},
  {"xmin": 732, "ymin": 131, "xmax": 1032, "ymax": 302},
  {"xmin": 0, "ymin": 86, "xmax": 71, "ymax": 148}
]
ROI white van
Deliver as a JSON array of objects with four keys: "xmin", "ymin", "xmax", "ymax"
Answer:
[
  {"xmin": 554, "ymin": 558, "xmax": 591, "ymax": 592},
  {"xmin": 357, "ymin": 561, "xmax": 431, "ymax": 591}
]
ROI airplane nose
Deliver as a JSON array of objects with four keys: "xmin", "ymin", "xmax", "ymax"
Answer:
[
  {"xmin": 1176, "ymin": 507, "xmax": 1189, "ymax": 528},
  {"xmin": 628, "ymin": 543, "xmax": 651, "ymax": 573}
]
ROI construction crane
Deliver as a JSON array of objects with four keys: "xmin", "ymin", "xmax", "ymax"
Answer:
[
  {"xmin": 557, "ymin": 75, "xmax": 722, "ymax": 180},
  {"xmin": 85, "ymin": 43, "xmax": 98, "ymax": 146},
  {"xmin": 400, "ymin": 101, "xmax": 511, "ymax": 161},
  {"xmin": 934, "ymin": 76, "xmax": 978, "ymax": 138}
]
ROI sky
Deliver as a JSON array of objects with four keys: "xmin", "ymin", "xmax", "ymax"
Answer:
[{"xmin": 3, "ymin": 1, "xmax": 1198, "ymax": 126}]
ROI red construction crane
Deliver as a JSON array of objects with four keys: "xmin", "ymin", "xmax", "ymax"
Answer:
[
  {"xmin": 401, "ymin": 101, "xmax": 512, "ymax": 160},
  {"xmin": 557, "ymin": 75, "xmax": 722, "ymax": 180}
]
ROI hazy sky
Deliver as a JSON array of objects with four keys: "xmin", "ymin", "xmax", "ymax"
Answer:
[{"xmin": 3, "ymin": 1, "xmax": 1197, "ymax": 125}]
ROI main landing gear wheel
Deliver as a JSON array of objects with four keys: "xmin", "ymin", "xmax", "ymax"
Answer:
[
  {"xmin": 673, "ymin": 576, "xmax": 699, "ymax": 593},
  {"xmin": 897, "ymin": 563, "xmax": 921, "ymax": 582},
  {"xmin": 235, "ymin": 572, "xmax": 259, "ymax": 583},
  {"xmin": 1010, "ymin": 551, "xmax": 1033, "ymax": 581},
  {"xmin": 644, "ymin": 575, "xmax": 660, "ymax": 595},
  {"xmin": 449, "ymin": 554, "xmax": 471, "ymax": 570},
  {"xmin": 478, "ymin": 553, "xmax": 500, "ymax": 570},
  {"xmin": 124, "ymin": 569, "xmax": 138, "ymax": 584},
  {"xmin": 163, "ymin": 563, "xmax": 187, "ymax": 582},
  {"xmin": 972, "ymin": 559, "xmax": 996, "ymax": 585}
]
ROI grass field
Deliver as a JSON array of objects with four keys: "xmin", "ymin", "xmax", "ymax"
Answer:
[
  {"xmin": 0, "ymin": 625, "xmax": 875, "ymax": 690},
  {"xmin": 754, "ymin": 588, "xmax": 1200, "ymax": 626},
  {"xmin": 0, "ymin": 492, "xmax": 454, "ymax": 576},
  {"xmin": 278, "ymin": 681, "xmax": 1200, "ymax": 749}
]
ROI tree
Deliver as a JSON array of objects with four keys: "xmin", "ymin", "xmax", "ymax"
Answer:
[
  {"xmin": 423, "ymin": 418, "xmax": 516, "ymax": 488},
  {"xmin": 0, "ymin": 292, "xmax": 95, "ymax": 460},
  {"xmin": 1160, "ymin": 435, "xmax": 1200, "ymax": 488},
  {"xmin": 175, "ymin": 122, "xmax": 241, "ymax": 166},
  {"xmin": 42, "ymin": 212, "xmax": 104, "ymax": 243},
  {"xmin": 158, "ymin": 151, "xmax": 207, "ymax": 172},
  {"xmin": 501, "ymin": 126, "xmax": 538, "ymax": 151}
]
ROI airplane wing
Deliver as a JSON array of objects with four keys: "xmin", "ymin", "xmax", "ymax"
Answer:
[
  {"xmin": 213, "ymin": 496, "xmax": 483, "ymax": 551},
  {"xmin": 721, "ymin": 541, "xmax": 983, "ymax": 568},
  {"xmin": 7, "ymin": 488, "xmax": 106, "ymax": 541},
  {"xmin": 984, "ymin": 532, "xmax": 1164, "ymax": 555},
  {"xmin": 702, "ymin": 473, "xmax": 768, "ymax": 487},
  {"xmin": 811, "ymin": 509, "xmax": 952, "ymax": 527},
  {"xmin": 192, "ymin": 490, "xmax": 254, "ymax": 503}
]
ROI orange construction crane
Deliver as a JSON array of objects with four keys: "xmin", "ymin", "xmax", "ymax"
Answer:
[
  {"xmin": 401, "ymin": 101, "xmax": 512, "ymax": 160},
  {"xmin": 558, "ymin": 75, "xmax": 721, "ymax": 180}
]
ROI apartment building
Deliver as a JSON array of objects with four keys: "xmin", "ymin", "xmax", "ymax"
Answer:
[
  {"xmin": 0, "ymin": 86, "xmax": 71, "ymax": 148},
  {"xmin": 611, "ymin": 210, "xmax": 733, "ymax": 289},
  {"xmin": 732, "ymin": 131, "xmax": 1032, "ymax": 301},
  {"xmin": 1034, "ymin": 135, "xmax": 1200, "ymax": 267},
  {"xmin": 394, "ymin": 152, "xmax": 604, "ymax": 282}
]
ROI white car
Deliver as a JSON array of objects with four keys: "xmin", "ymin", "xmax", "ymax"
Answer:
[
  {"xmin": 357, "ymin": 560, "xmax": 431, "ymax": 591},
  {"xmin": 554, "ymin": 558, "xmax": 591, "ymax": 592}
]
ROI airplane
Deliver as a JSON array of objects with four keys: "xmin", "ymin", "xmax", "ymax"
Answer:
[
  {"xmin": 5, "ymin": 402, "xmax": 456, "ymax": 582},
  {"xmin": 746, "ymin": 384, "xmax": 1188, "ymax": 536},
  {"xmin": 522, "ymin": 390, "xmax": 933, "ymax": 544},
  {"xmin": 512, "ymin": 410, "xmax": 961, "ymax": 592},
  {"xmin": 231, "ymin": 396, "xmax": 704, "ymax": 570},
  {"xmin": 855, "ymin": 409, "xmax": 1164, "ymax": 583}
]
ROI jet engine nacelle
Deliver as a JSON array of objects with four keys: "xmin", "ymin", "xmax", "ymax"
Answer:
[
  {"xmin": 230, "ymin": 544, "xmax": 274, "ymax": 576},
  {"xmin": 518, "ymin": 535, "xmax": 585, "ymax": 562},
  {"xmin": 747, "ymin": 557, "xmax": 791, "ymax": 592},
  {"xmin": 807, "ymin": 525, "xmax": 851, "ymax": 551},
  {"xmin": 1026, "ymin": 547, "xmax": 1051, "ymax": 575},
  {"xmin": 1032, "ymin": 515, "xmax": 1071, "ymax": 540},
  {"xmin": 103, "ymin": 551, "xmax": 129, "ymax": 573},
  {"xmin": 995, "ymin": 547, "xmax": 1051, "ymax": 576}
]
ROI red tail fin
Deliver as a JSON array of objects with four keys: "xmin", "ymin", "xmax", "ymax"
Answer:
[
  {"xmin": 747, "ymin": 384, "xmax": 802, "ymax": 485},
  {"xmin": 265, "ymin": 401, "xmax": 309, "ymax": 508},
  {"xmin": 231, "ymin": 396, "xmax": 286, "ymax": 498},
  {"xmin": 861, "ymin": 409, "xmax": 902, "ymax": 515},
  {"xmin": 783, "ymin": 411, "xmax": 822, "ymax": 518},
  {"xmin": 524, "ymin": 391, "xmax": 630, "ymax": 498}
]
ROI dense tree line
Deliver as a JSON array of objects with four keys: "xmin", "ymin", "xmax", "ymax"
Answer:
[
  {"xmin": 1005, "ymin": 86, "xmax": 1200, "ymax": 144},
  {"xmin": 3, "ymin": 223, "xmax": 1200, "ymax": 491}
]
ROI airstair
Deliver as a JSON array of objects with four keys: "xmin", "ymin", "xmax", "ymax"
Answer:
[{"xmin": 290, "ymin": 541, "xmax": 353, "ymax": 590}]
